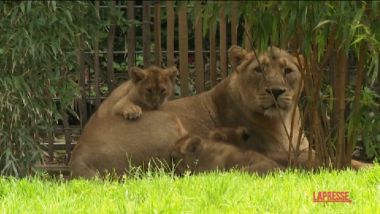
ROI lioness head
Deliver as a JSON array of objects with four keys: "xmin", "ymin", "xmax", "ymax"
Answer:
[
  {"xmin": 229, "ymin": 46, "xmax": 303, "ymax": 118},
  {"xmin": 131, "ymin": 66, "xmax": 178, "ymax": 109}
]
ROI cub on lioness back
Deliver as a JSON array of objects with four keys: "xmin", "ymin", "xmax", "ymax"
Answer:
[{"xmin": 97, "ymin": 66, "xmax": 177, "ymax": 120}]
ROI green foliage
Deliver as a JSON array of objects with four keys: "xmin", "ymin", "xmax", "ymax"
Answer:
[
  {"xmin": 348, "ymin": 87, "xmax": 380, "ymax": 158},
  {"xmin": 0, "ymin": 166, "xmax": 379, "ymax": 213},
  {"xmin": 198, "ymin": 1, "xmax": 380, "ymax": 163},
  {"xmin": 0, "ymin": 2, "xmax": 99, "ymax": 176}
]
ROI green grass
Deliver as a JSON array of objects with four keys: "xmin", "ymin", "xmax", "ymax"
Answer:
[{"xmin": 0, "ymin": 166, "xmax": 379, "ymax": 214}]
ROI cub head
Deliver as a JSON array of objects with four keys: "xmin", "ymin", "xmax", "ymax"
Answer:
[
  {"xmin": 208, "ymin": 126, "xmax": 251, "ymax": 147},
  {"xmin": 130, "ymin": 66, "xmax": 178, "ymax": 109},
  {"xmin": 229, "ymin": 46, "xmax": 303, "ymax": 118},
  {"xmin": 170, "ymin": 135, "xmax": 204, "ymax": 175}
]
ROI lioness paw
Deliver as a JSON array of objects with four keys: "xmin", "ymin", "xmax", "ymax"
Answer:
[{"xmin": 123, "ymin": 105, "xmax": 143, "ymax": 120}]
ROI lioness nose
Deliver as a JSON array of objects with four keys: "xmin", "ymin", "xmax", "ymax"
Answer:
[{"xmin": 266, "ymin": 88, "xmax": 286, "ymax": 99}]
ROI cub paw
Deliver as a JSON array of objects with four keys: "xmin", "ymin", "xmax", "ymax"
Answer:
[{"xmin": 122, "ymin": 105, "xmax": 142, "ymax": 120}]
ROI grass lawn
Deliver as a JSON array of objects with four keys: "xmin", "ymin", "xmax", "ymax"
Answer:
[{"xmin": 0, "ymin": 165, "xmax": 379, "ymax": 214}]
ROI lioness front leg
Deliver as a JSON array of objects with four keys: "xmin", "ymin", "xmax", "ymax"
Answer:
[{"xmin": 112, "ymin": 97, "xmax": 143, "ymax": 120}]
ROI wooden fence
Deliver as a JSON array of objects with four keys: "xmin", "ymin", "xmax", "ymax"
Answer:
[{"xmin": 42, "ymin": 1, "xmax": 249, "ymax": 169}]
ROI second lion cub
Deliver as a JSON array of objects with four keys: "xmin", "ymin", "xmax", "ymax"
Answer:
[
  {"xmin": 171, "ymin": 127, "xmax": 284, "ymax": 175},
  {"xmin": 97, "ymin": 66, "xmax": 177, "ymax": 120}
]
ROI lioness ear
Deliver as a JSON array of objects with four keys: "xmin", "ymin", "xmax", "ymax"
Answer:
[
  {"xmin": 229, "ymin": 45, "xmax": 248, "ymax": 68},
  {"xmin": 181, "ymin": 136, "xmax": 202, "ymax": 154},
  {"xmin": 208, "ymin": 130, "xmax": 227, "ymax": 142},
  {"xmin": 164, "ymin": 66, "xmax": 178, "ymax": 83},
  {"xmin": 130, "ymin": 67, "xmax": 147, "ymax": 83}
]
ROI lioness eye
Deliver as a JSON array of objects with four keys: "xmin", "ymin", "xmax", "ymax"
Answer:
[
  {"xmin": 146, "ymin": 88, "xmax": 153, "ymax": 94},
  {"xmin": 160, "ymin": 89, "xmax": 166, "ymax": 94},
  {"xmin": 284, "ymin": 68, "xmax": 293, "ymax": 75},
  {"xmin": 255, "ymin": 67, "xmax": 263, "ymax": 74}
]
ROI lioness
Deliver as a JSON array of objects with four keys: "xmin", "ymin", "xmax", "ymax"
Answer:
[
  {"xmin": 171, "ymin": 128, "xmax": 283, "ymax": 175},
  {"xmin": 97, "ymin": 66, "xmax": 177, "ymax": 120},
  {"xmin": 69, "ymin": 46, "xmax": 365, "ymax": 178}
]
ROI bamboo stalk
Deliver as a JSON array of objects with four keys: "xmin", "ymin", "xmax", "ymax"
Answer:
[
  {"xmin": 219, "ymin": 4, "xmax": 227, "ymax": 78},
  {"xmin": 194, "ymin": 1, "xmax": 204, "ymax": 93},
  {"xmin": 143, "ymin": 1, "xmax": 151, "ymax": 67},
  {"xmin": 178, "ymin": 3, "xmax": 189, "ymax": 96},
  {"xmin": 166, "ymin": 1, "xmax": 174, "ymax": 67},
  {"xmin": 310, "ymin": 53, "xmax": 328, "ymax": 166},
  {"xmin": 154, "ymin": 1, "xmax": 161, "ymax": 66},
  {"xmin": 294, "ymin": 54, "xmax": 313, "ymax": 168},
  {"xmin": 320, "ymin": 25, "xmax": 337, "ymax": 68},
  {"xmin": 94, "ymin": 0, "xmax": 101, "ymax": 108},
  {"xmin": 107, "ymin": 0, "xmax": 116, "ymax": 91},
  {"xmin": 347, "ymin": 42, "xmax": 366, "ymax": 166},
  {"xmin": 127, "ymin": 1, "xmax": 136, "ymax": 76},
  {"xmin": 335, "ymin": 48, "xmax": 347, "ymax": 169}
]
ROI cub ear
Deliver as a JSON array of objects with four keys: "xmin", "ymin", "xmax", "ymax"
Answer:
[
  {"xmin": 229, "ymin": 45, "xmax": 248, "ymax": 68},
  {"xmin": 181, "ymin": 136, "xmax": 202, "ymax": 154},
  {"xmin": 164, "ymin": 66, "xmax": 178, "ymax": 83},
  {"xmin": 130, "ymin": 67, "xmax": 147, "ymax": 83},
  {"xmin": 208, "ymin": 130, "xmax": 227, "ymax": 142},
  {"xmin": 236, "ymin": 126, "xmax": 250, "ymax": 142}
]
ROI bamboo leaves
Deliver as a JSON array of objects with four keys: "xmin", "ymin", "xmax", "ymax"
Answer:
[{"xmin": 0, "ymin": 2, "xmax": 99, "ymax": 176}]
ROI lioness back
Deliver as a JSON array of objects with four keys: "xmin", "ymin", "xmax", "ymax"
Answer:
[{"xmin": 97, "ymin": 66, "xmax": 178, "ymax": 120}]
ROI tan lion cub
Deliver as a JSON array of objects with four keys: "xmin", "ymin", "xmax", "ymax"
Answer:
[
  {"xmin": 97, "ymin": 66, "xmax": 177, "ymax": 120},
  {"xmin": 171, "ymin": 127, "xmax": 283, "ymax": 175}
]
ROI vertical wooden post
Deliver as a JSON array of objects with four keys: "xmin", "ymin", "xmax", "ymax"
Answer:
[
  {"xmin": 107, "ymin": 0, "xmax": 116, "ymax": 91},
  {"xmin": 154, "ymin": 1, "xmax": 162, "ymax": 66},
  {"xmin": 48, "ymin": 135, "xmax": 54, "ymax": 163},
  {"xmin": 77, "ymin": 38, "xmax": 87, "ymax": 128},
  {"xmin": 244, "ymin": 18, "xmax": 252, "ymax": 51},
  {"xmin": 166, "ymin": 1, "xmax": 175, "ymax": 67},
  {"xmin": 178, "ymin": 3, "xmax": 189, "ymax": 96},
  {"xmin": 60, "ymin": 110, "xmax": 72, "ymax": 165},
  {"xmin": 93, "ymin": 0, "xmax": 101, "ymax": 108},
  {"xmin": 219, "ymin": 4, "xmax": 227, "ymax": 78},
  {"xmin": 60, "ymin": 66, "xmax": 74, "ymax": 164},
  {"xmin": 209, "ymin": 23, "xmax": 217, "ymax": 87},
  {"xmin": 230, "ymin": 2, "xmax": 238, "ymax": 47},
  {"xmin": 230, "ymin": 2, "xmax": 239, "ymax": 72},
  {"xmin": 127, "ymin": 0, "xmax": 136, "ymax": 76},
  {"xmin": 194, "ymin": 1, "xmax": 204, "ymax": 93},
  {"xmin": 143, "ymin": 1, "xmax": 151, "ymax": 67}
]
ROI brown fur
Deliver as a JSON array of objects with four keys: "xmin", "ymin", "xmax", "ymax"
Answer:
[
  {"xmin": 70, "ymin": 46, "xmax": 370, "ymax": 178},
  {"xmin": 171, "ymin": 129, "xmax": 283, "ymax": 175},
  {"xmin": 69, "ymin": 111, "xmax": 185, "ymax": 178},
  {"xmin": 97, "ymin": 66, "xmax": 177, "ymax": 120}
]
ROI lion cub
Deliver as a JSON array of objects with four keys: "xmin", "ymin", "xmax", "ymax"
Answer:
[
  {"xmin": 171, "ymin": 127, "xmax": 283, "ymax": 175},
  {"xmin": 97, "ymin": 66, "xmax": 177, "ymax": 120}
]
